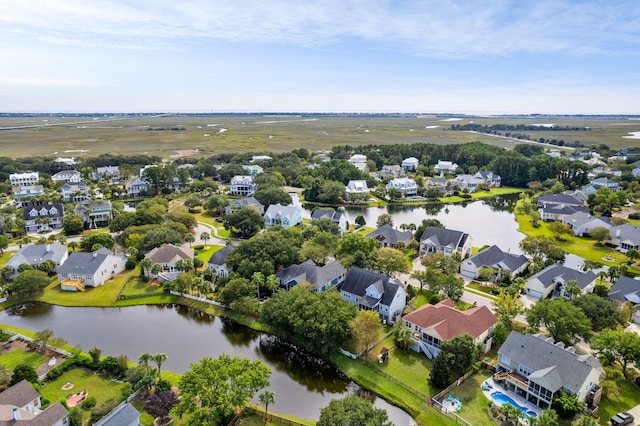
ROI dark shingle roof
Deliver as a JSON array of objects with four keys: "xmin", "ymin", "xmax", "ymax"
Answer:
[
  {"xmin": 56, "ymin": 249, "xmax": 121, "ymax": 276},
  {"xmin": 608, "ymin": 276, "xmax": 640, "ymax": 304},
  {"xmin": 145, "ymin": 245, "xmax": 193, "ymax": 264},
  {"xmin": 528, "ymin": 264, "xmax": 596, "ymax": 290},
  {"xmin": 537, "ymin": 194, "xmax": 583, "ymax": 206},
  {"xmin": 276, "ymin": 259, "xmax": 346, "ymax": 291},
  {"xmin": 21, "ymin": 204, "xmax": 64, "ymax": 221},
  {"xmin": 366, "ymin": 224, "xmax": 413, "ymax": 245},
  {"xmin": 310, "ymin": 209, "xmax": 343, "ymax": 223},
  {"xmin": 0, "ymin": 381, "xmax": 39, "ymax": 408},
  {"xmin": 466, "ymin": 245, "xmax": 528, "ymax": 272},
  {"xmin": 208, "ymin": 245, "xmax": 234, "ymax": 266},
  {"xmin": 93, "ymin": 403, "xmax": 140, "ymax": 426},
  {"xmin": 341, "ymin": 266, "xmax": 401, "ymax": 307},
  {"xmin": 420, "ymin": 226, "xmax": 469, "ymax": 251},
  {"xmin": 8, "ymin": 243, "xmax": 67, "ymax": 267}
]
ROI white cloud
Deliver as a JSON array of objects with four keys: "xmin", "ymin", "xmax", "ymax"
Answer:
[
  {"xmin": 0, "ymin": 77, "xmax": 103, "ymax": 87},
  {"xmin": 1, "ymin": 0, "xmax": 638, "ymax": 57}
]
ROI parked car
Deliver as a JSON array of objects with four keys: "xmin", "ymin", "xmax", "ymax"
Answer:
[{"xmin": 610, "ymin": 412, "xmax": 634, "ymax": 426}]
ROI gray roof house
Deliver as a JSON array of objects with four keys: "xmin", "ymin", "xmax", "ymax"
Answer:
[
  {"xmin": 608, "ymin": 224, "xmax": 640, "ymax": 253},
  {"xmin": 145, "ymin": 245, "xmax": 194, "ymax": 281},
  {"xmin": 310, "ymin": 209, "xmax": 348, "ymax": 234},
  {"xmin": 496, "ymin": 332, "xmax": 602, "ymax": 409},
  {"xmin": 379, "ymin": 165, "xmax": 404, "ymax": 179},
  {"xmin": 608, "ymin": 276, "xmax": 640, "ymax": 324},
  {"xmin": 419, "ymin": 226, "xmax": 472, "ymax": 258},
  {"xmin": 93, "ymin": 402, "xmax": 140, "ymax": 426},
  {"xmin": 366, "ymin": 224, "xmax": 413, "ymax": 248},
  {"xmin": 225, "ymin": 197, "xmax": 265, "ymax": 215},
  {"xmin": 0, "ymin": 379, "xmax": 69, "ymax": 426},
  {"xmin": 474, "ymin": 170, "xmax": 501, "ymax": 187},
  {"xmin": 125, "ymin": 177, "xmax": 149, "ymax": 197},
  {"xmin": 57, "ymin": 248, "xmax": 127, "ymax": 291},
  {"xmin": 386, "ymin": 177, "xmax": 418, "ymax": 198},
  {"xmin": 92, "ymin": 166, "xmax": 120, "ymax": 182},
  {"xmin": 75, "ymin": 201, "xmax": 112, "ymax": 229},
  {"xmin": 22, "ymin": 203, "xmax": 64, "ymax": 233},
  {"xmin": 207, "ymin": 245, "xmax": 234, "ymax": 278},
  {"xmin": 524, "ymin": 264, "xmax": 597, "ymax": 300},
  {"xmin": 537, "ymin": 193, "xmax": 584, "ymax": 208},
  {"xmin": 264, "ymin": 204, "xmax": 302, "ymax": 229},
  {"xmin": 561, "ymin": 211, "xmax": 611, "ymax": 237},
  {"xmin": 230, "ymin": 175, "xmax": 257, "ymax": 196},
  {"xmin": 460, "ymin": 245, "xmax": 529, "ymax": 281},
  {"xmin": 345, "ymin": 180, "xmax": 370, "ymax": 201},
  {"xmin": 340, "ymin": 266, "xmax": 407, "ymax": 323},
  {"xmin": 538, "ymin": 203, "xmax": 589, "ymax": 222},
  {"xmin": 7, "ymin": 243, "xmax": 69, "ymax": 273},
  {"xmin": 51, "ymin": 170, "xmax": 81, "ymax": 183},
  {"xmin": 401, "ymin": 157, "xmax": 419, "ymax": 172},
  {"xmin": 276, "ymin": 259, "xmax": 346, "ymax": 293}
]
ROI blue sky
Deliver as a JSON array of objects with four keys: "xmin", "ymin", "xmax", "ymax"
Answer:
[{"xmin": 1, "ymin": 0, "xmax": 639, "ymax": 114}]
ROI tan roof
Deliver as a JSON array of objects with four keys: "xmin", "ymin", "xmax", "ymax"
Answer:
[
  {"xmin": 145, "ymin": 245, "xmax": 193, "ymax": 265},
  {"xmin": 402, "ymin": 299, "xmax": 497, "ymax": 341},
  {"xmin": 0, "ymin": 381, "xmax": 39, "ymax": 409}
]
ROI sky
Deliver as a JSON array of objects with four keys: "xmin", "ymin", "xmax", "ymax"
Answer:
[{"xmin": 1, "ymin": 0, "xmax": 640, "ymax": 114}]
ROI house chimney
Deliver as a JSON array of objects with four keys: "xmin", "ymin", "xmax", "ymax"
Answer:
[
  {"xmin": 93, "ymin": 251, "xmax": 97, "ymax": 258},
  {"xmin": 45, "ymin": 244, "xmax": 51, "ymax": 253},
  {"xmin": 616, "ymin": 229, "xmax": 621, "ymax": 237},
  {"xmin": 12, "ymin": 407, "xmax": 20, "ymax": 420}
]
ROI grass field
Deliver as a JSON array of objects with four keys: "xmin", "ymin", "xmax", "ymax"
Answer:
[
  {"xmin": 0, "ymin": 347, "xmax": 47, "ymax": 370},
  {"xmin": 1, "ymin": 114, "xmax": 638, "ymax": 160}
]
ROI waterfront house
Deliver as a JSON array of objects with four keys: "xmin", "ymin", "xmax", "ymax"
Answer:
[
  {"xmin": 496, "ymin": 332, "xmax": 602, "ymax": 409},
  {"xmin": 58, "ymin": 248, "xmax": 127, "ymax": 291},
  {"xmin": 366, "ymin": 224, "xmax": 413, "ymax": 248},
  {"xmin": 0, "ymin": 380, "xmax": 69, "ymax": 426},
  {"xmin": 125, "ymin": 177, "xmax": 149, "ymax": 197},
  {"xmin": 264, "ymin": 204, "xmax": 302, "ymax": 229},
  {"xmin": 310, "ymin": 209, "xmax": 348, "ymax": 234},
  {"xmin": 93, "ymin": 402, "xmax": 141, "ymax": 426},
  {"xmin": 419, "ymin": 226, "xmax": 472, "ymax": 258},
  {"xmin": 7, "ymin": 243, "xmax": 68, "ymax": 274},
  {"xmin": 340, "ymin": 266, "xmax": 406, "ymax": 324},
  {"xmin": 402, "ymin": 299, "xmax": 497, "ymax": 358},
  {"xmin": 22, "ymin": 203, "xmax": 64, "ymax": 233},
  {"xmin": 473, "ymin": 170, "xmax": 502, "ymax": 187},
  {"xmin": 230, "ymin": 175, "xmax": 257, "ymax": 196},
  {"xmin": 460, "ymin": 245, "xmax": 529, "ymax": 281},
  {"xmin": 379, "ymin": 165, "xmax": 404, "ymax": 179},
  {"xmin": 74, "ymin": 201, "xmax": 113, "ymax": 229},
  {"xmin": 386, "ymin": 177, "xmax": 418, "ymax": 198},
  {"xmin": 145, "ymin": 244, "xmax": 194, "ymax": 281},
  {"xmin": 608, "ymin": 224, "xmax": 640, "ymax": 253},
  {"xmin": 348, "ymin": 154, "xmax": 368, "ymax": 172},
  {"xmin": 207, "ymin": 245, "xmax": 234, "ymax": 278},
  {"xmin": 454, "ymin": 174, "xmax": 481, "ymax": 192},
  {"xmin": 561, "ymin": 211, "xmax": 611, "ymax": 237},
  {"xmin": 345, "ymin": 180, "xmax": 370, "ymax": 200},
  {"xmin": 276, "ymin": 259, "xmax": 346, "ymax": 293},
  {"xmin": 524, "ymin": 264, "xmax": 596, "ymax": 300},
  {"xmin": 401, "ymin": 157, "xmax": 419, "ymax": 172}
]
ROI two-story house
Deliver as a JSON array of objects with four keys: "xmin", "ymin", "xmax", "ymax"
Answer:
[
  {"xmin": 207, "ymin": 245, "xmax": 234, "ymax": 278},
  {"xmin": 0, "ymin": 380, "xmax": 69, "ymax": 426},
  {"xmin": 276, "ymin": 259, "xmax": 347, "ymax": 293},
  {"xmin": 9, "ymin": 172, "xmax": 39, "ymax": 187},
  {"xmin": 230, "ymin": 175, "xmax": 257, "ymax": 196},
  {"xmin": 454, "ymin": 174, "xmax": 482, "ymax": 192},
  {"xmin": 145, "ymin": 244, "xmax": 194, "ymax": 281},
  {"xmin": 92, "ymin": 166, "xmax": 120, "ymax": 182},
  {"xmin": 345, "ymin": 180, "xmax": 370, "ymax": 201},
  {"xmin": 22, "ymin": 203, "xmax": 64, "ymax": 233},
  {"xmin": 264, "ymin": 204, "xmax": 302, "ymax": 229},
  {"xmin": 340, "ymin": 266, "xmax": 406, "ymax": 324},
  {"xmin": 379, "ymin": 165, "xmax": 404, "ymax": 179},
  {"xmin": 460, "ymin": 245, "xmax": 529, "ymax": 281},
  {"xmin": 402, "ymin": 299, "xmax": 497, "ymax": 358},
  {"xmin": 125, "ymin": 177, "xmax": 150, "ymax": 197},
  {"xmin": 51, "ymin": 170, "xmax": 82, "ymax": 183},
  {"xmin": 434, "ymin": 160, "xmax": 458, "ymax": 176},
  {"xmin": 225, "ymin": 197, "xmax": 265, "ymax": 215},
  {"xmin": 61, "ymin": 182, "xmax": 91, "ymax": 202},
  {"xmin": 473, "ymin": 170, "xmax": 502, "ymax": 187},
  {"xmin": 58, "ymin": 248, "xmax": 127, "ymax": 291},
  {"xmin": 386, "ymin": 177, "xmax": 418, "ymax": 198},
  {"xmin": 401, "ymin": 157, "xmax": 419, "ymax": 172},
  {"xmin": 366, "ymin": 224, "xmax": 413, "ymax": 248},
  {"xmin": 74, "ymin": 201, "xmax": 113, "ymax": 229},
  {"xmin": 420, "ymin": 226, "xmax": 472, "ymax": 258},
  {"xmin": 310, "ymin": 209, "xmax": 348, "ymax": 235},
  {"xmin": 348, "ymin": 154, "xmax": 368, "ymax": 172}
]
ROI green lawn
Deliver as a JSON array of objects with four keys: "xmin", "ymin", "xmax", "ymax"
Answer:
[
  {"xmin": 194, "ymin": 244, "xmax": 223, "ymax": 264},
  {"xmin": 449, "ymin": 372, "xmax": 496, "ymax": 426},
  {"xmin": 39, "ymin": 269, "xmax": 137, "ymax": 307},
  {"xmin": 597, "ymin": 374, "xmax": 640, "ymax": 425},
  {"xmin": 0, "ymin": 250, "xmax": 16, "ymax": 268},
  {"xmin": 438, "ymin": 187, "xmax": 523, "ymax": 204},
  {"xmin": 120, "ymin": 276, "xmax": 165, "ymax": 297},
  {"xmin": 466, "ymin": 283, "xmax": 499, "ymax": 298},
  {"xmin": 0, "ymin": 347, "xmax": 47, "ymax": 370},
  {"xmin": 40, "ymin": 368, "xmax": 129, "ymax": 409}
]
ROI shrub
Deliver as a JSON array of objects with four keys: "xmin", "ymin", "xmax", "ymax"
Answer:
[
  {"xmin": 81, "ymin": 396, "xmax": 97, "ymax": 409},
  {"xmin": 629, "ymin": 213, "xmax": 640, "ymax": 220},
  {"xmin": 125, "ymin": 259, "xmax": 136, "ymax": 270}
]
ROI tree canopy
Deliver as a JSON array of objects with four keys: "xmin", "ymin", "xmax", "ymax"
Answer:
[
  {"xmin": 526, "ymin": 299, "xmax": 591, "ymax": 345},
  {"xmin": 317, "ymin": 395, "xmax": 392, "ymax": 426}
]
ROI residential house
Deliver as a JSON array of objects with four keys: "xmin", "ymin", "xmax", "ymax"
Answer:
[
  {"xmin": 587, "ymin": 167, "xmax": 622, "ymax": 180},
  {"xmin": 434, "ymin": 160, "xmax": 458, "ymax": 175},
  {"xmin": 474, "ymin": 170, "xmax": 501, "ymax": 187},
  {"xmin": 94, "ymin": 403, "xmax": 141, "ymax": 426},
  {"xmin": 536, "ymin": 193, "xmax": 584, "ymax": 209},
  {"xmin": 419, "ymin": 226, "xmax": 472, "ymax": 258},
  {"xmin": 379, "ymin": 165, "xmax": 404, "ymax": 179},
  {"xmin": 537, "ymin": 193, "xmax": 588, "ymax": 222},
  {"xmin": 582, "ymin": 177, "xmax": 621, "ymax": 193},
  {"xmin": 207, "ymin": 245, "xmax": 234, "ymax": 278},
  {"xmin": 264, "ymin": 204, "xmax": 302, "ymax": 229},
  {"xmin": 74, "ymin": 201, "xmax": 113, "ymax": 229},
  {"xmin": 242, "ymin": 164, "xmax": 263, "ymax": 177},
  {"xmin": 58, "ymin": 248, "xmax": 127, "ymax": 291},
  {"xmin": 92, "ymin": 166, "xmax": 120, "ymax": 182},
  {"xmin": 125, "ymin": 177, "xmax": 149, "ymax": 197},
  {"xmin": 22, "ymin": 203, "xmax": 64, "ymax": 233},
  {"xmin": 608, "ymin": 276, "xmax": 640, "ymax": 324},
  {"xmin": 348, "ymin": 154, "xmax": 368, "ymax": 172},
  {"xmin": 312, "ymin": 154, "xmax": 331, "ymax": 163},
  {"xmin": 54, "ymin": 157, "xmax": 77, "ymax": 167},
  {"xmin": 561, "ymin": 211, "xmax": 611, "ymax": 237},
  {"xmin": 7, "ymin": 243, "xmax": 69, "ymax": 273},
  {"xmin": 345, "ymin": 180, "xmax": 369, "ymax": 200},
  {"xmin": 340, "ymin": 266, "xmax": 406, "ymax": 324},
  {"xmin": 496, "ymin": 332, "xmax": 603, "ymax": 409},
  {"xmin": 251, "ymin": 155, "xmax": 272, "ymax": 162},
  {"xmin": 276, "ymin": 259, "xmax": 346, "ymax": 292},
  {"xmin": 524, "ymin": 264, "xmax": 596, "ymax": 300},
  {"xmin": 12, "ymin": 185, "xmax": 44, "ymax": 206},
  {"xmin": 454, "ymin": 174, "xmax": 481, "ymax": 192},
  {"xmin": 608, "ymin": 224, "xmax": 640, "ymax": 253},
  {"xmin": 9, "ymin": 172, "xmax": 39, "ymax": 186},
  {"xmin": 460, "ymin": 245, "xmax": 529, "ymax": 281},
  {"xmin": 632, "ymin": 167, "xmax": 640, "ymax": 178},
  {"xmin": 401, "ymin": 157, "xmax": 419, "ymax": 172},
  {"xmin": 229, "ymin": 175, "xmax": 257, "ymax": 196},
  {"xmin": 386, "ymin": 177, "xmax": 418, "ymax": 198},
  {"xmin": 51, "ymin": 170, "xmax": 82, "ymax": 183},
  {"xmin": 0, "ymin": 379, "xmax": 69, "ymax": 426},
  {"xmin": 61, "ymin": 182, "xmax": 91, "ymax": 202},
  {"xmin": 402, "ymin": 299, "xmax": 498, "ymax": 358},
  {"xmin": 427, "ymin": 177, "xmax": 453, "ymax": 195},
  {"xmin": 144, "ymin": 244, "xmax": 194, "ymax": 281},
  {"xmin": 225, "ymin": 197, "xmax": 265, "ymax": 215},
  {"xmin": 310, "ymin": 209, "xmax": 348, "ymax": 235},
  {"xmin": 366, "ymin": 224, "xmax": 413, "ymax": 248}
]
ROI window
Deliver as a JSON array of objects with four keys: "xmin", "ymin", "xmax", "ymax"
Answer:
[{"xmin": 518, "ymin": 365, "xmax": 532, "ymax": 376}]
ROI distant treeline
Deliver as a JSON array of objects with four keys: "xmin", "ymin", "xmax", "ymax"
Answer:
[{"xmin": 449, "ymin": 123, "xmax": 591, "ymax": 132}]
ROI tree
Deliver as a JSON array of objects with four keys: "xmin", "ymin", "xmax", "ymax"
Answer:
[
  {"xmin": 526, "ymin": 299, "xmax": 592, "ymax": 345},
  {"xmin": 223, "ymin": 208, "xmax": 265, "ymax": 239},
  {"xmin": 138, "ymin": 353, "xmax": 152, "ymax": 374},
  {"xmin": 143, "ymin": 227, "xmax": 184, "ymax": 249},
  {"xmin": 63, "ymin": 213, "xmax": 84, "ymax": 235},
  {"xmin": 393, "ymin": 326, "xmax": 415, "ymax": 351},
  {"xmin": 8, "ymin": 270, "xmax": 49, "ymax": 296},
  {"xmin": 145, "ymin": 391, "xmax": 179, "ymax": 423},
  {"xmin": 349, "ymin": 311, "xmax": 383, "ymax": 356},
  {"xmin": 531, "ymin": 408, "xmax": 559, "ymax": 426},
  {"xmin": 38, "ymin": 259, "xmax": 57, "ymax": 276},
  {"xmin": 0, "ymin": 235, "xmax": 8, "ymax": 254},
  {"xmin": 573, "ymin": 415, "xmax": 598, "ymax": 426},
  {"xmin": 438, "ymin": 274, "xmax": 464, "ymax": 302},
  {"xmin": 183, "ymin": 195, "xmax": 202, "ymax": 212},
  {"xmin": 259, "ymin": 390, "xmax": 275, "ymax": 423},
  {"xmin": 139, "ymin": 258, "xmax": 153, "ymax": 278},
  {"xmin": 492, "ymin": 291, "xmax": 524, "ymax": 329},
  {"xmin": 184, "ymin": 233, "xmax": 195, "ymax": 247},
  {"xmin": 152, "ymin": 353, "xmax": 168, "ymax": 379},
  {"xmin": 335, "ymin": 232, "xmax": 378, "ymax": 268},
  {"xmin": 410, "ymin": 269, "xmax": 434, "ymax": 291},
  {"xmin": 572, "ymin": 294, "xmax": 620, "ymax": 331},
  {"xmin": 552, "ymin": 389, "xmax": 583, "ymax": 420},
  {"xmin": 255, "ymin": 186, "xmax": 292, "ymax": 208},
  {"xmin": 1, "ymin": 265, "xmax": 14, "ymax": 282},
  {"xmin": 204, "ymin": 195, "xmax": 229, "ymax": 217},
  {"xmin": 440, "ymin": 335, "xmax": 479, "ymax": 375},
  {"xmin": 175, "ymin": 258, "xmax": 194, "ymax": 273},
  {"xmin": 80, "ymin": 233, "xmax": 115, "ymax": 251},
  {"xmin": 625, "ymin": 248, "xmax": 639, "ymax": 264},
  {"xmin": 563, "ymin": 280, "xmax": 581, "ymax": 301},
  {"xmin": 355, "ymin": 215, "xmax": 366, "ymax": 227},
  {"xmin": 318, "ymin": 395, "xmax": 392, "ymax": 426},
  {"xmin": 175, "ymin": 355, "xmax": 271, "ymax": 425},
  {"xmin": 376, "ymin": 213, "xmax": 393, "ymax": 228},
  {"xmin": 591, "ymin": 328, "xmax": 640, "ymax": 378},
  {"xmin": 375, "ymin": 248, "xmax": 409, "ymax": 277},
  {"xmin": 590, "ymin": 227, "xmax": 610, "ymax": 246},
  {"xmin": 500, "ymin": 403, "xmax": 522, "ymax": 426},
  {"xmin": 32, "ymin": 329, "xmax": 54, "ymax": 353},
  {"xmin": 10, "ymin": 364, "xmax": 37, "ymax": 385},
  {"xmin": 519, "ymin": 235, "xmax": 564, "ymax": 264},
  {"xmin": 387, "ymin": 187, "xmax": 402, "ymax": 201},
  {"xmin": 548, "ymin": 222, "xmax": 572, "ymax": 240}
]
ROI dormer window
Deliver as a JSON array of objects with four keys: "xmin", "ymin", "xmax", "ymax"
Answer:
[
  {"xmin": 39, "ymin": 208, "xmax": 48, "ymax": 216},
  {"xmin": 49, "ymin": 207, "xmax": 57, "ymax": 215}
]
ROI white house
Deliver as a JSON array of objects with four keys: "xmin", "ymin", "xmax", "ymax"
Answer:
[
  {"xmin": 386, "ymin": 177, "xmax": 418, "ymax": 198},
  {"xmin": 75, "ymin": 201, "xmax": 113, "ymax": 229},
  {"xmin": 276, "ymin": 259, "xmax": 347, "ymax": 293},
  {"xmin": 434, "ymin": 160, "xmax": 458, "ymax": 175},
  {"xmin": 92, "ymin": 166, "xmax": 120, "ymax": 181},
  {"xmin": 454, "ymin": 174, "xmax": 481, "ymax": 192},
  {"xmin": 474, "ymin": 171, "xmax": 502, "ymax": 187},
  {"xmin": 61, "ymin": 182, "xmax": 91, "ymax": 202},
  {"xmin": 207, "ymin": 245, "xmax": 234, "ymax": 278},
  {"xmin": 51, "ymin": 170, "xmax": 82, "ymax": 183},
  {"xmin": 420, "ymin": 226, "xmax": 473, "ymax": 258},
  {"xmin": 378, "ymin": 165, "xmax": 404, "ymax": 179},
  {"xmin": 340, "ymin": 266, "xmax": 406, "ymax": 324},
  {"xmin": 264, "ymin": 204, "xmax": 302, "ymax": 229},
  {"xmin": 9, "ymin": 172, "xmax": 39, "ymax": 186},
  {"xmin": 348, "ymin": 154, "xmax": 368, "ymax": 172},
  {"xmin": 524, "ymin": 264, "xmax": 597, "ymax": 300},
  {"xmin": 0, "ymin": 380, "xmax": 69, "ymax": 426},
  {"xmin": 561, "ymin": 211, "xmax": 611, "ymax": 237},
  {"xmin": 230, "ymin": 175, "xmax": 257, "ymax": 196},
  {"xmin": 125, "ymin": 177, "xmax": 149, "ymax": 197},
  {"xmin": 401, "ymin": 157, "xmax": 419, "ymax": 172},
  {"xmin": 22, "ymin": 203, "xmax": 64, "ymax": 233},
  {"xmin": 345, "ymin": 180, "xmax": 370, "ymax": 200},
  {"xmin": 57, "ymin": 248, "xmax": 127, "ymax": 291},
  {"xmin": 310, "ymin": 209, "xmax": 348, "ymax": 235},
  {"xmin": 460, "ymin": 245, "xmax": 529, "ymax": 281}
]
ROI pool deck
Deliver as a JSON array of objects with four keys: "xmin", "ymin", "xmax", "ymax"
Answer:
[{"xmin": 481, "ymin": 378, "xmax": 542, "ymax": 419}]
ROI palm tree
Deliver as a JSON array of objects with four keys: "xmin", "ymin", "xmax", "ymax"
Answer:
[
  {"xmin": 139, "ymin": 258, "xmax": 153, "ymax": 279},
  {"xmin": 68, "ymin": 241, "xmax": 78, "ymax": 252},
  {"xmin": 564, "ymin": 280, "xmax": 581, "ymax": 301},
  {"xmin": 393, "ymin": 326, "xmax": 414, "ymax": 351},
  {"xmin": 265, "ymin": 274, "xmax": 279, "ymax": 295},
  {"xmin": 56, "ymin": 234, "xmax": 67, "ymax": 245},
  {"xmin": 184, "ymin": 233, "xmax": 195, "ymax": 247},
  {"xmin": 200, "ymin": 231, "xmax": 211, "ymax": 248},
  {"xmin": 252, "ymin": 272, "xmax": 266, "ymax": 299},
  {"xmin": 259, "ymin": 390, "xmax": 275, "ymax": 423},
  {"xmin": 500, "ymin": 403, "xmax": 520, "ymax": 425},
  {"xmin": 138, "ymin": 353, "xmax": 152, "ymax": 373},
  {"xmin": 150, "ymin": 263, "xmax": 164, "ymax": 281},
  {"xmin": 151, "ymin": 353, "xmax": 168, "ymax": 379}
]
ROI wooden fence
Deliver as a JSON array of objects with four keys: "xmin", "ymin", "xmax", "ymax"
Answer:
[
  {"xmin": 242, "ymin": 406, "xmax": 309, "ymax": 426},
  {"xmin": 431, "ymin": 370, "xmax": 475, "ymax": 426}
]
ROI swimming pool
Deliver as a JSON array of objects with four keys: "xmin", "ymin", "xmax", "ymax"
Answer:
[{"xmin": 490, "ymin": 391, "xmax": 538, "ymax": 418}]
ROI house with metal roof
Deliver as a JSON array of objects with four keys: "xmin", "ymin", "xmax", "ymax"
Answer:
[
  {"xmin": 366, "ymin": 224, "xmax": 413, "ymax": 248},
  {"xmin": 524, "ymin": 264, "xmax": 596, "ymax": 300},
  {"xmin": 340, "ymin": 266, "xmax": 406, "ymax": 323},
  {"xmin": 57, "ymin": 248, "xmax": 127, "ymax": 291},
  {"xmin": 473, "ymin": 170, "xmax": 501, "ymax": 187},
  {"xmin": 496, "ymin": 332, "xmax": 603, "ymax": 409},
  {"xmin": 419, "ymin": 226, "xmax": 472, "ymax": 258},
  {"xmin": 460, "ymin": 245, "xmax": 529, "ymax": 281},
  {"xmin": 276, "ymin": 259, "xmax": 346, "ymax": 293},
  {"xmin": 125, "ymin": 177, "xmax": 149, "ymax": 197},
  {"xmin": 402, "ymin": 299, "xmax": 497, "ymax": 358}
]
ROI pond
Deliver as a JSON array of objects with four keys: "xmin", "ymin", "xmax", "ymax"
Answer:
[
  {"xmin": 0, "ymin": 303, "xmax": 413, "ymax": 425},
  {"xmin": 294, "ymin": 193, "xmax": 526, "ymax": 253}
]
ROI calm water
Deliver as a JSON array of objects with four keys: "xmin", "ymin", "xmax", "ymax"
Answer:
[{"xmin": 0, "ymin": 303, "xmax": 412, "ymax": 424}]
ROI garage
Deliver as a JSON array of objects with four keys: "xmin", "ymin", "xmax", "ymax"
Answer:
[{"xmin": 526, "ymin": 288, "xmax": 544, "ymax": 299}]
